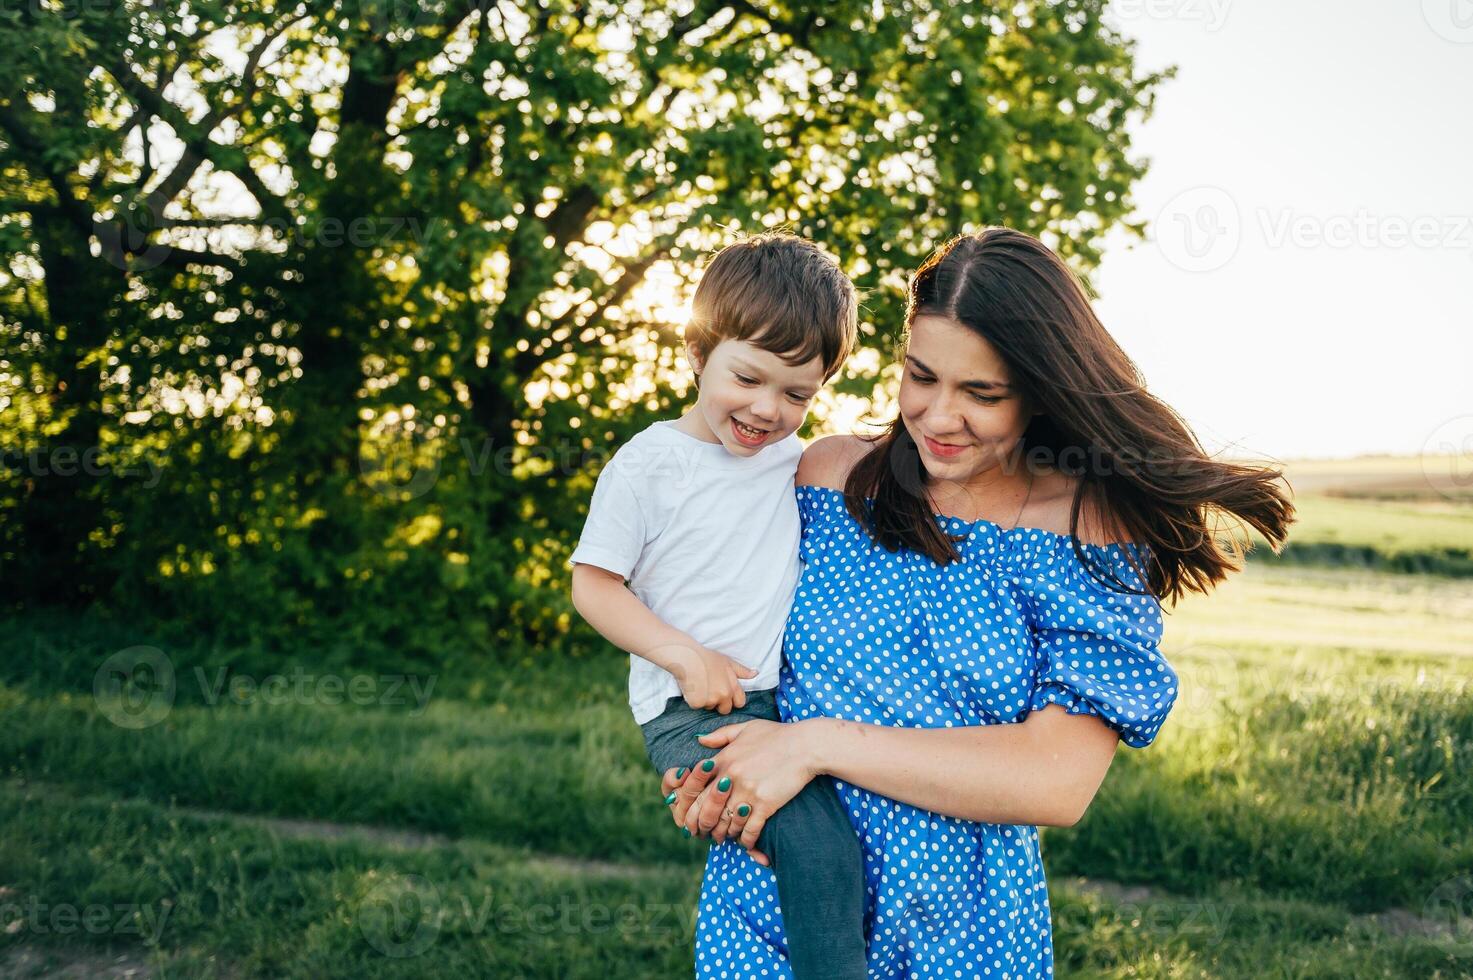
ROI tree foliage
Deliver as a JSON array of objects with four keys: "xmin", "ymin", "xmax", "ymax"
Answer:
[{"xmin": 0, "ymin": 0, "xmax": 1167, "ymax": 661}]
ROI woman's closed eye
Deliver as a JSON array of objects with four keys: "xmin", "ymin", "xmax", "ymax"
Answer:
[{"xmin": 908, "ymin": 372, "xmax": 1003, "ymax": 404}]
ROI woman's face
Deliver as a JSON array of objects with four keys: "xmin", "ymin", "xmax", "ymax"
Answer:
[{"xmin": 898, "ymin": 314, "xmax": 1034, "ymax": 484}]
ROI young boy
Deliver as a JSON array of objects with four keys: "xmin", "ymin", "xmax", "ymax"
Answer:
[{"xmin": 568, "ymin": 233, "xmax": 867, "ymax": 980}]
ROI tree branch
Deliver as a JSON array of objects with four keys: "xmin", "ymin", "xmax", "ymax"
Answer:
[
  {"xmin": 142, "ymin": 13, "xmax": 305, "ymax": 216},
  {"xmin": 722, "ymin": 0, "xmax": 812, "ymax": 44},
  {"xmin": 543, "ymin": 184, "xmax": 600, "ymax": 250},
  {"xmin": 97, "ymin": 48, "xmax": 292, "ymax": 227},
  {"xmin": 392, "ymin": 0, "xmax": 490, "ymax": 74},
  {"xmin": 149, "ymin": 244, "xmax": 250, "ymax": 276},
  {"xmin": 0, "ymin": 102, "xmax": 96, "ymax": 234},
  {"xmin": 546, "ymin": 247, "xmax": 667, "ymax": 340}
]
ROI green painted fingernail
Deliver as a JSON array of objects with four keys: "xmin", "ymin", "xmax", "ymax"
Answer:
[
  {"xmin": 738, "ymin": 804, "xmax": 750, "ymax": 817},
  {"xmin": 664, "ymin": 792, "xmax": 676, "ymax": 805},
  {"xmin": 717, "ymin": 776, "xmax": 731, "ymax": 791},
  {"xmin": 676, "ymin": 767, "xmax": 686, "ymax": 779},
  {"xmin": 702, "ymin": 759, "xmax": 714, "ymax": 772},
  {"xmin": 682, "ymin": 827, "xmax": 691, "ymax": 838}
]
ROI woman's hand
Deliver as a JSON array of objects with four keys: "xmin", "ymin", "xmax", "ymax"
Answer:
[
  {"xmin": 660, "ymin": 718, "xmax": 825, "ymax": 860},
  {"xmin": 661, "ymin": 762, "xmax": 771, "ymax": 866}
]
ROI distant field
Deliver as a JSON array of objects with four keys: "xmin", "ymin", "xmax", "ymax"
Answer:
[
  {"xmin": 1278, "ymin": 454, "xmax": 1473, "ymax": 501},
  {"xmin": 1240, "ymin": 455, "xmax": 1473, "ymax": 576}
]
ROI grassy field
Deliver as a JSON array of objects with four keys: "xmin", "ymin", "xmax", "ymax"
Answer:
[
  {"xmin": 2, "ymin": 455, "xmax": 1470, "ymax": 977},
  {"xmin": 1248, "ymin": 455, "xmax": 1473, "ymax": 576}
]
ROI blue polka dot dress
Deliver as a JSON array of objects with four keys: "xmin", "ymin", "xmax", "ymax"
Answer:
[{"xmin": 693, "ymin": 484, "xmax": 1179, "ymax": 979}]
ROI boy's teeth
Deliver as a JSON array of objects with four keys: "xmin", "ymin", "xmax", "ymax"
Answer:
[{"xmin": 735, "ymin": 420, "xmax": 765, "ymax": 437}]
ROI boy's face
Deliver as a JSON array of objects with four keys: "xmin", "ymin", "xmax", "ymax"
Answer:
[{"xmin": 681, "ymin": 335, "xmax": 827, "ymax": 455}]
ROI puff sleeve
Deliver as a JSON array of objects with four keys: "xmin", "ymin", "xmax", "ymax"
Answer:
[
  {"xmin": 1022, "ymin": 546, "xmax": 1178, "ymax": 748},
  {"xmin": 795, "ymin": 484, "xmax": 839, "ymax": 565}
]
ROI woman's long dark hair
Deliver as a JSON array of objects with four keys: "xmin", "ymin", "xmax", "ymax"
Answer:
[{"xmin": 845, "ymin": 229, "xmax": 1295, "ymax": 604}]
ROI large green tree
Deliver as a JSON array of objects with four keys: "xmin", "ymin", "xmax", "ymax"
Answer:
[{"xmin": 0, "ymin": 0, "xmax": 1166, "ymax": 658}]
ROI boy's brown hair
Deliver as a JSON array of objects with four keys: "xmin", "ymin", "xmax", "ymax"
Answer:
[{"xmin": 685, "ymin": 233, "xmax": 858, "ymax": 384}]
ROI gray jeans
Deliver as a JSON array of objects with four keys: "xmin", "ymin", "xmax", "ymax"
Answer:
[{"xmin": 641, "ymin": 688, "xmax": 867, "ymax": 980}]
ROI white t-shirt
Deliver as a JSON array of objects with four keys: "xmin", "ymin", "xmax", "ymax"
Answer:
[{"xmin": 568, "ymin": 419, "xmax": 803, "ymax": 724}]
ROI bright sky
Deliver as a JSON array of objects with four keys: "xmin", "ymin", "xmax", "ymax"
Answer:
[{"xmin": 1089, "ymin": 0, "xmax": 1473, "ymax": 460}]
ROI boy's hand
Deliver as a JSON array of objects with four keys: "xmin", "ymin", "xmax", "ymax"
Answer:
[{"xmin": 668, "ymin": 645, "xmax": 758, "ymax": 715}]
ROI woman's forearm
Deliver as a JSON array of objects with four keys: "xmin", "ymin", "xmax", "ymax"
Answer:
[{"xmin": 801, "ymin": 704, "xmax": 1121, "ymax": 827}]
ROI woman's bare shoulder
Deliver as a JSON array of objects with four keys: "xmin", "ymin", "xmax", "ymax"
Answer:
[{"xmin": 796, "ymin": 434, "xmax": 873, "ymax": 490}]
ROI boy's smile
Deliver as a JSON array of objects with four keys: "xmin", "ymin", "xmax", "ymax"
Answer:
[{"xmin": 675, "ymin": 335, "xmax": 827, "ymax": 455}]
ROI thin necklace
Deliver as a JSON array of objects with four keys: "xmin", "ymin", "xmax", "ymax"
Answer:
[
  {"xmin": 929, "ymin": 468, "xmax": 1035, "ymax": 529},
  {"xmin": 1005, "ymin": 470, "xmax": 1036, "ymax": 531}
]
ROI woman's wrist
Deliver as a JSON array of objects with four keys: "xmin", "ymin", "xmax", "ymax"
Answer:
[{"xmin": 798, "ymin": 717, "xmax": 840, "ymax": 778}]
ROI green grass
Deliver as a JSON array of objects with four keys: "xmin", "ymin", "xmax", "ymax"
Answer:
[
  {"xmin": 1279, "ymin": 496, "xmax": 1473, "ymax": 554},
  {"xmin": 0, "ymin": 786, "xmax": 698, "ymax": 979},
  {"xmin": 1243, "ymin": 457, "xmax": 1473, "ymax": 576},
  {"xmin": 1248, "ymin": 494, "xmax": 1473, "ymax": 576},
  {"xmin": 3, "ymin": 481, "xmax": 1472, "ymax": 976},
  {"xmin": 2, "ymin": 785, "xmax": 1465, "ymax": 979}
]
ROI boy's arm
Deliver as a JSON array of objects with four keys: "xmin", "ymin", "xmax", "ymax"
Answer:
[
  {"xmin": 568, "ymin": 460, "xmax": 694, "ymax": 671},
  {"xmin": 569, "ymin": 563, "xmax": 699, "ymax": 675},
  {"xmin": 568, "ymin": 461, "xmax": 757, "ymax": 712},
  {"xmin": 571, "ymin": 564, "xmax": 758, "ymax": 714}
]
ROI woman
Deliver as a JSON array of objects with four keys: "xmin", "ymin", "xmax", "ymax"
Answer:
[{"xmin": 660, "ymin": 228, "xmax": 1294, "ymax": 978}]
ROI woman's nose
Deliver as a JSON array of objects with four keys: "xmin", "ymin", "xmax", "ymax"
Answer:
[{"xmin": 925, "ymin": 396, "xmax": 965, "ymax": 432}]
